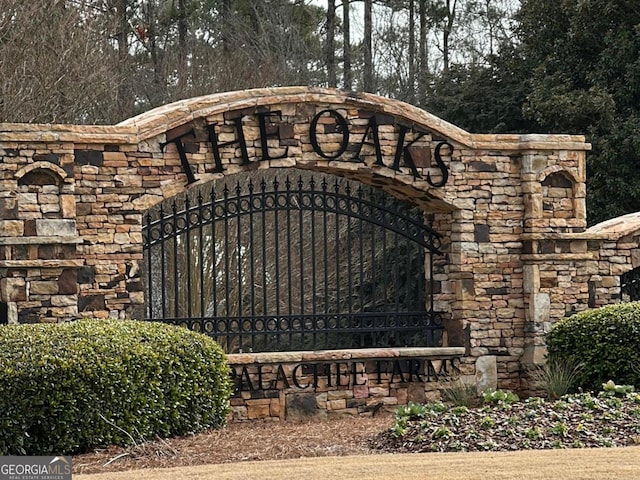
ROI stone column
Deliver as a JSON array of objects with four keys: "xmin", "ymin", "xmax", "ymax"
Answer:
[{"xmin": 520, "ymin": 155, "xmax": 549, "ymax": 370}]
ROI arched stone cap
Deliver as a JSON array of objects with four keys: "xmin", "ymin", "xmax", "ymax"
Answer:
[
  {"xmin": 585, "ymin": 212, "xmax": 640, "ymax": 240},
  {"xmin": 15, "ymin": 162, "xmax": 69, "ymax": 184},
  {"xmin": 117, "ymin": 87, "xmax": 591, "ymax": 151},
  {"xmin": 537, "ymin": 165, "xmax": 582, "ymax": 184},
  {"xmin": 0, "ymin": 87, "xmax": 592, "ymax": 151}
]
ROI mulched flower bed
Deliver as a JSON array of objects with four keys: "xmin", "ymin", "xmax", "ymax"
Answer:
[{"xmin": 372, "ymin": 389, "xmax": 640, "ymax": 453}]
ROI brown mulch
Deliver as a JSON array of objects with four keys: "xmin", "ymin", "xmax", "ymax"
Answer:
[{"xmin": 72, "ymin": 413, "xmax": 393, "ymax": 476}]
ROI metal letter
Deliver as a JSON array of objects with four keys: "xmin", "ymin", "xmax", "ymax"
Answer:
[
  {"xmin": 257, "ymin": 110, "xmax": 289, "ymax": 160},
  {"xmin": 408, "ymin": 359, "xmax": 423, "ymax": 382},
  {"xmin": 310, "ymin": 109, "xmax": 349, "ymax": 159},
  {"xmin": 351, "ymin": 115, "xmax": 384, "ymax": 166},
  {"xmin": 376, "ymin": 360, "xmax": 388, "ymax": 384},
  {"xmin": 207, "ymin": 116, "xmax": 250, "ymax": 169},
  {"xmin": 274, "ymin": 364, "xmax": 290, "ymax": 389},
  {"xmin": 351, "ymin": 361, "xmax": 367, "ymax": 386},
  {"xmin": 292, "ymin": 363, "xmax": 311, "ymax": 389},
  {"xmin": 390, "ymin": 359, "xmax": 407, "ymax": 383},
  {"xmin": 393, "ymin": 126, "xmax": 424, "ymax": 179},
  {"xmin": 336, "ymin": 361, "xmax": 350, "ymax": 386},
  {"xmin": 427, "ymin": 141, "xmax": 451, "ymax": 188},
  {"xmin": 161, "ymin": 129, "xmax": 197, "ymax": 184},
  {"xmin": 240, "ymin": 365, "xmax": 255, "ymax": 391}
]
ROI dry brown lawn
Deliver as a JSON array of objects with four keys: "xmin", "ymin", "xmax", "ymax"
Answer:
[
  {"xmin": 73, "ymin": 413, "xmax": 640, "ymax": 480},
  {"xmin": 76, "ymin": 448, "xmax": 640, "ymax": 480}
]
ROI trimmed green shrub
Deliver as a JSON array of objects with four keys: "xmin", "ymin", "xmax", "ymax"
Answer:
[
  {"xmin": 546, "ymin": 302, "xmax": 640, "ymax": 392},
  {"xmin": 0, "ymin": 319, "xmax": 232, "ymax": 455}
]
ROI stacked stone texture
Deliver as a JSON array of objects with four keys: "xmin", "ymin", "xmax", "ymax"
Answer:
[
  {"xmin": 227, "ymin": 348, "xmax": 462, "ymax": 420},
  {"xmin": 0, "ymin": 142, "xmax": 80, "ymax": 323},
  {"xmin": 0, "ymin": 87, "xmax": 632, "ymax": 414}
]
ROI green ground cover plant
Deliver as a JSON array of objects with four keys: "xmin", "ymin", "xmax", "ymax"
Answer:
[
  {"xmin": 0, "ymin": 319, "xmax": 232, "ymax": 455},
  {"xmin": 376, "ymin": 384, "xmax": 640, "ymax": 453}
]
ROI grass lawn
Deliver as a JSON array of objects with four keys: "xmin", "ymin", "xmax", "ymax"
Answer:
[{"xmin": 75, "ymin": 447, "xmax": 640, "ymax": 480}]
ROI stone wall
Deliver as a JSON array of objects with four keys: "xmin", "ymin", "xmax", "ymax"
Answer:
[
  {"xmin": 227, "ymin": 348, "xmax": 465, "ymax": 420},
  {"xmin": 0, "ymin": 87, "xmax": 636, "ymax": 407}
]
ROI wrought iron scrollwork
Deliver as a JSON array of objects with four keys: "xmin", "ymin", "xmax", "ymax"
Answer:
[
  {"xmin": 143, "ymin": 171, "xmax": 445, "ymax": 353},
  {"xmin": 143, "ymin": 176, "xmax": 442, "ymax": 254},
  {"xmin": 622, "ymin": 267, "xmax": 640, "ymax": 302}
]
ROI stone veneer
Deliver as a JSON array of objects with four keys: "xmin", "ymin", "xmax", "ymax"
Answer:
[
  {"xmin": 227, "ymin": 347, "xmax": 465, "ymax": 420},
  {"xmin": 0, "ymin": 87, "xmax": 637, "ymax": 415}
]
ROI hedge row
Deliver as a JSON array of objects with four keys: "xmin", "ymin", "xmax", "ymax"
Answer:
[
  {"xmin": 0, "ymin": 319, "xmax": 232, "ymax": 455},
  {"xmin": 546, "ymin": 302, "xmax": 640, "ymax": 391}
]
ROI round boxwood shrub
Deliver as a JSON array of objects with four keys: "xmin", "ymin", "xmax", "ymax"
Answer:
[
  {"xmin": 0, "ymin": 319, "xmax": 232, "ymax": 455},
  {"xmin": 546, "ymin": 302, "xmax": 640, "ymax": 392}
]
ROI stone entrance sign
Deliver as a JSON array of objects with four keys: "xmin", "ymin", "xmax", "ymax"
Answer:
[{"xmin": 0, "ymin": 87, "xmax": 637, "ymax": 414}]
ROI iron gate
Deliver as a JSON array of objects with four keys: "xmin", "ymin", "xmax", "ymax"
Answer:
[
  {"xmin": 142, "ymin": 170, "xmax": 444, "ymax": 353},
  {"xmin": 621, "ymin": 267, "xmax": 640, "ymax": 301}
]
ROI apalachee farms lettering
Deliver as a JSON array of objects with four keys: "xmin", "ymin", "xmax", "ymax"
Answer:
[
  {"xmin": 230, "ymin": 357, "xmax": 462, "ymax": 393},
  {"xmin": 163, "ymin": 108, "xmax": 452, "ymax": 187}
]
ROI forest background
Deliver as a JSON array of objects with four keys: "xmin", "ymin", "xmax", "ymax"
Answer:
[{"xmin": 1, "ymin": 0, "xmax": 639, "ymax": 225}]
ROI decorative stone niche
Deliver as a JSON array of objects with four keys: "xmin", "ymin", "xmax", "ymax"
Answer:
[
  {"xmin": 541, "ymin": 170, "xmax": 575, "ymax": 220},
  {"xmin": 0, "ymin": 163, "xmax": 81, "ymax": 324}
]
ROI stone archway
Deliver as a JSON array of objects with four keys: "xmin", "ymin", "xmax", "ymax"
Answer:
[{"xmin": 0, "ymin": 87, "xmax": 597, "ymax": 401}]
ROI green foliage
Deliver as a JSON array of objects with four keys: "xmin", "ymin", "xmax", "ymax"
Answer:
[
  {"xmin": 525, "ymin": 427, "xmax": 542, "ymax": 440},
  {"xmin": 482, "ymin": 389, "xmax": 519, "ymax": 405},
  {"xmin": 432, "ymin": 426, "xmax": 453, "ymax": 440},
  {"xmin": 395, "ymin": 402, "xmax": 429, "ymax": 421},
  {"xmin": 0, "ymin": 319, "xmax": 232, "ymax": 455},
  {"xmin": 545, "ymin": 302, "xmax": 640, "ymax": 391},
  {"xmin": 552, "ymin": 400, "xmax": 569, "ymax": 411},
  {"xmin": 451, "ymin": 406, "xmax": 470, "ymax": 416},
  {"xmin": 516, "ymin": 0, "xmax": 640, "ymax": 224},
  {"xmin": 531, "ymin": 358, "xmax": 583, "ymax": 399},
  {"xmin": 386, "ymin": 381, "xmax": 640, "ymax": 453},
  {"xmin": 441, "ymin": 378, "xmax": 479, "ymax": 407},
  {"xmin": 551, "ymin": 422, "xmax": 569, "ymax": 437},
  {"xmin": 479, "ymin": 416, "xmax": 496, "ymax": 429},
  {"xmin": 425, "ymin": 51, "xmax": 538, "ymax": 135},
  {"xmin": 602, "ymin": 380, "xmax": 635, "ymax": 396},
  {"xmin": 391, "ymin": 419, "xmax": 408, "ymax": 438}
]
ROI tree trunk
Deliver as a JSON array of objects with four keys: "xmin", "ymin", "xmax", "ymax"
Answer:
[
  {"xmin": 363, "ymin": 0, "xmax": 373, "ymax": 92},
  {"xmin": 443, "ymin": 0, "xmax": 457, "ymax": 73},
  {"xmin": 408, "ymin": 0, "xmax": 415, "ymax": 103},
  {"xmin": 115, "ymin": 0, "xmax": 133, "ymax": 116},
  {"xmin": 222, "ymin": 0, "xmax": 231, "ymax": 58},
  {"xmin": 115, "ymin": 0, "xmax": 128, "ymax": 65},
  {"xmin": 177, "ymin": 0, "xmax": 188, "ymax": 93},
  {"xmin": 327, "ymin": 0, "xmax": 337, "ymax": 87},
  {"xmin": 418, "ymin": 0, "xmax": 428, "ymax": 105},
  {"xmin": 145, "ymin": 2, "xmax": 164, "ymax": 106},
  {"xmin": 343, "ymin": 0, "xmax": 352, "ymax": 90}
]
